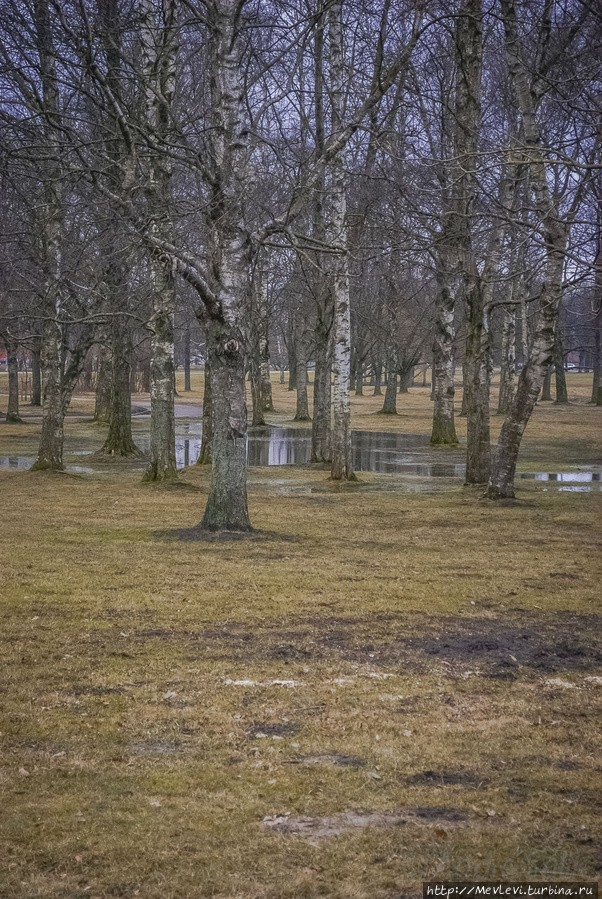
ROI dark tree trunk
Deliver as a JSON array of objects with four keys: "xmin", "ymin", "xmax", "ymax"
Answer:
[
  {"xmin": 100, "ymin": 318, "xmax": 140, "ymax": 456},
  {"xmin": 497, "ymin": 307, "xmax": 516, "ymax": 415},
  {"xmin": 399, "ymin": 367, "xmax": 411, "ymax": 394},
  {"xmin": 94, "ymin": 339, "xmax": 112, "ymax": 423},
  {"xmin": 431, "ymin": 265, "xmax": 458, "ymax": 444},
  {"xmin": 183, "ymin": 324, "xmax": 191, "ymax": 391},
  {"xmin": 287, "ymin": 329, "xmax": 297, "ymax": 391},
  {"xmin": 6, "ymin": 341, "xmax": 22, "ymax": 423},
  {"xmin": 197, "ymin": 364, "xmax": 213, "ymax": 464},
  {"xmin": 541, "ymin": 366, "xmax": 552, "ymax": 401},
  {"xmin": 311, "ymin": 322, "xmax": 331, "ymax": 462},
  {"xmin": 380, "ymin": 356, "xmax": 398, "ymax": 414},
  {"xmin": 30, "ymin": 338, "xmax": 42, "ymax": 407},
  {"xmin": 249, "ymin": 305, "xmax": 266, "ymax": 426},
  {"xmin": 593, "ymin": 314, "xmax": 602, "ymax": 404},
  {"xmin": 464, "ymin": 295, "xmax": 491, "ymax": 485},
  {"xmin": 488, "ymin": 0, "xmax": 570, "ymax": 499},
  {"xmin": 373, "ymin": 357, "xmax": 382, "ymax": 395},
  {"xmin": 143, "ymin": 269, "xmax": 178, "ymax": 483},
  {"xmin": 355, "ymin": 357, "xmax": 363, "ymax": 395},
  {"xmin": 200, "ymin": 321, "xmax": 251, "ymax": 531},
  {"xmin": 294, "ymin": 326, "xmax": 311, "ymax": 421},
  {"xmin": 32, "ymin": 320, "xmax": 65, "ymax": 470},
  {"xmin": 554, "ymin": 324, "xmax": 568, "ymax": 404}
]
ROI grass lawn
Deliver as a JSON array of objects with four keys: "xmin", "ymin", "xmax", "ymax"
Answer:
[{"xmin": 0, "ymin": 374, "xmax": 600, "ymax": 898}]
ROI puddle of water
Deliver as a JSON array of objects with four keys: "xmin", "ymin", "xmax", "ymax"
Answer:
[
  {"xmin": 164, "ymin": 428, "xmax": 464, "ymax": 476},
  {"xmin": 519, "ymin": 471, "xmax": 600, "ymax": 482},
  {"xmin": 1, "ymin": 425, "xmax": 599, "ymax": 485},
  {"xmin": 0, "ymin": 457, "xmax": 94, "ymax": 474}
]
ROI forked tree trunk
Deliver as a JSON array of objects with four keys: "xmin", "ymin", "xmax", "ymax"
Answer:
[
  {"xmin": 197, "ymin": 363, "xmax": 212, "ymax": 464},
  {"xmin": 399, "ymin": 366, "xmax": 411, "ymax": 394},
  {"xmin": 497, "ymin": 307, "xmax": 516, "ymax": 415},
  {"xmin": 487, "ymin": 0, "xmax": 569, "ymax": 499},
  {"xmin": 6, "ymin": 342, "xmax": 22, "ymax": 423},
  {"xmin": 200, "ymin": 321, "xmax": 250, "ymax": 531}
]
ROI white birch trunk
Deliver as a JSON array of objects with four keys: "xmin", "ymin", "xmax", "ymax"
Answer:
[{"xmin": 328, "ymin": 0, "xmax": 355, "ymax": 481}]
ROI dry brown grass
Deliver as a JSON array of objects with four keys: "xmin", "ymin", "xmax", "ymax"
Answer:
[{"xmin": 0, "ymin": 371, "xmax": 601, "ymax": 898}]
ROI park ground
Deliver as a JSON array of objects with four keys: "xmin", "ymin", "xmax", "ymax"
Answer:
[{"xmin": 0, "ymin": 373, "xmax": 601, "ymax": 898}]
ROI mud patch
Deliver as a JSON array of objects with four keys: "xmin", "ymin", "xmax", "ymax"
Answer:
[
  {"xmin": 262, "ymin": 806, "xmax": 472, "ymax": 841},
  {"xmin": 186, "ymin": 611, "xmax": 602, "ymax": 677}
]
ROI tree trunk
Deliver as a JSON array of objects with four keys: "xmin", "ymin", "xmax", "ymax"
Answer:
[
  {"xmin": 143, "ymin": 272, "xmax": 177, "ymax": 482},
  {"xmin": 6, "ymin": 341, "xmax": 22, "ymax": 423},
  {"xmin": 541, "ymin": 365, "xmax": 552, "ymax": 400},
  {"xmin": 94, "ymin": 341, "xmax": 112, "ymax": 423},
  {"xmin": 592, "ymin": 309, "xmax": 602, "ymax": 404},
  {"xmin": 30, "ymin": 338, "xmax": 42, "ymax": 407},
  {"xmin": 100, "ymin": 317, "xmax": 140, "ymax": 456},
  {"xmin": 140, "ymin": 0, "xmax": 178, "ymax": 483},
  {"xmin": 33, "ymin": 320, "xmax": 65, "ymax": 469},
  {"xmin": 373, "ymin": 357, "xmax": 382, "ymax": 395},
  {"xmin": 287, "ymin": 324, "xmax": 297, "ymax": 390},
  {"xmin": 183, "ymin": 323, "xmax": 191, "ymax": 391},
  {"xmin": 554, "ymin": 322, "xmax": 568, "ymax": 404},
  {"xmin": 430, "ymin": 260, "xmax": 459, "ymax": 444},
  {"xmin": 200, "ymin": 321, "xmax": 251, "ymax": 531},
  {"xmin": 249, "ymin": 282, "xmax": 266, "ymax": 426},
  {"xmin": 497, "ymin": 307, "xmax": 516, "ymax": 415},
  {"xmin": 327, "ymin": 0, "xmax": 355, "ymax": 481},
  {"xmin": 294, "ymin": 326, "xmax": 311, "ymax": 421},
  {"xmin": 399, "ymin": 366, "xmax": 411, "ymax": 394},
  {"xmin": 355, "ymin": 357, "xmax": 363, "ymax": 395},
  {"xmin": 464, "ymin": 296, "xmax": 491, "ymax": 484},
  {"xmin": 197, "ymin": 364, "xmax": 212, "ymax": 464},
  {"xmin": 311, "ymin": 321, "xmax": 331, "ymax": 462},
  {"xmin": 487, "ymin": 0, "xmax": 568, "ymax": 499},
  {"xmin": 380, "ymin": 356, "xmax": 398, "ymax": 414}
]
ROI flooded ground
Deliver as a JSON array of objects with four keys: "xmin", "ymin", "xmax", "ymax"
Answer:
[{"xmin": 1, "ymin": 422, "xmax": 600, "ymax": 490}]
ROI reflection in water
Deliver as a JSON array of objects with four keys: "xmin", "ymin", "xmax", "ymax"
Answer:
[
  {"xmin": 167, "ymin": 427, "xmax": 465, "ymax": 476},
  {"xmin": 0, "ymin": 425, "xmax": 600, "ymax": 485}
]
